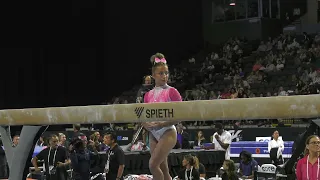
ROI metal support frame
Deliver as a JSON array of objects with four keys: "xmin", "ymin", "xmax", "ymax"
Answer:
[{"xmin": 1, "ymin": 125, "xmax": 48, "ymax": 180}]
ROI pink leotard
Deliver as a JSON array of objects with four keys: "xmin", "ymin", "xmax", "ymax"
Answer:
[{"xmin": 144, "ymin": 84, "xmax": 182, "ymax": 141}]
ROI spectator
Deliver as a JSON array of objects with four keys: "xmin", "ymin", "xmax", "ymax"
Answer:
[
  {"xmin": 194, "ymin": 131, "xmax": 206, "ymax": 147},
  {"xmin": 191, "ymin": 154, "xmax": 206, "ymax": 178},
  {"xmin": 257, "ymin": 41, "xmax": 267, "ymax": 52},
  {"xmin": 100, "ymin": 132, "xmax": 125, "ymax": 180},
  {"xmin": 12, "ymin": 135, "xmax": 19, "ymax": 147},
  {"xmin": 136, "ymin": 75, "xmax": 153, "ymax": 103},
  {"xmin": 175, "ymin": 124, "xmax": 190, "ymax": 149},
  {"xmin": 73, "ymin": 124, "xmax": 81, "ymax": 140},
  {"xmin": 212, "ymin": 123, "xmax": 231, "ymax": 160},
  {"xmin": 0, "ymin": 139, "xmax": 8, "ymax": 179},
  {"xmin": 70, "ymin": 134, "xmax": 98, "ymax": 180},
  {"xmin": 58, "ymin": 133, "xmax": 68, "ymax": 148},
  {"xmin": 177, "ymin": 154, "xmax": 200, "ymax": 180},
  {"xmin": 268, "ymin": 130, "xmax": 284, "ymax": 165},
  {"xmin": 296, "ymin": 135, "xmax": 320, "ymax": 180},
  {"xmin": 32, "ymin": 134, "xmax": 70, "ymax": 180},
  {"xmin": 221, "ymin": 160, "xmax": 238, "ymax": 180},
  {"xmin": 239, "ymin": 151, "xmax": 258, "ymax": 179},
  {"xmin": 37, "ymin": 136, "xmax": 47, "ymax": 147},
  {"xmin": 278, "ymin": 87, "xmax": 287, "ymax": 96}
]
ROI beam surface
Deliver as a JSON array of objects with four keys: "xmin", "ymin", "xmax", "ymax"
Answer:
[{"xmin": 0, "ymin": 95, "xmax": 319, "ymax": 125}]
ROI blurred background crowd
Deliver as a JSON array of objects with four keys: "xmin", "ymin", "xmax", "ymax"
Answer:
[{"xmin": 105, "ymin": 33, "xmax": 320, "ymax": 129}]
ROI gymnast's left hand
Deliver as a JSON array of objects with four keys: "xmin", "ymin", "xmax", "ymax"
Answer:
[{"xmin": 143, "ymin": 122, "xmax": 163, "ymax": 128}]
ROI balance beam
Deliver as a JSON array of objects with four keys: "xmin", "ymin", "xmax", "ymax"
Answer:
[{"xmin": 0, "ymin": 95, "xmax": 319, "ymax": 125}]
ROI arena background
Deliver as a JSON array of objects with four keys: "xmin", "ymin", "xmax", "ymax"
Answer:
[{"xmin": 0, "ymin": 0, "xmax": 320, "ymax": 179}]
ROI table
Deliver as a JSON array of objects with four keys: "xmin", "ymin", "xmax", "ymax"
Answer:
[
  {"xmin": 123, "ymin": 150, "xmax": 225, "ymax": 177},
  {"xmin": 230, "ymin": 141, "xmax": 293, "ymax": 158}
]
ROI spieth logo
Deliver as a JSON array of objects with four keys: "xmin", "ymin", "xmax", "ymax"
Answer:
[
  {"xmin": 134, "ymin": 107, "xmax": 144, "ymax": 118},
  {"xmin": 134, "ymin": 107, "xmax": 174, "ymax": 119}
]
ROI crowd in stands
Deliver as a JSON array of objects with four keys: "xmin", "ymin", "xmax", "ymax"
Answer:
[{"xmin": 106, "ymin": 33, "xmax": 320, "ymax": 128}]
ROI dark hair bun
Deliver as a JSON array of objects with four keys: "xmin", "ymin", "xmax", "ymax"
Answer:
[{"xmin": 150, "ymin": 52, "xmax": 165, "ymax": 65}]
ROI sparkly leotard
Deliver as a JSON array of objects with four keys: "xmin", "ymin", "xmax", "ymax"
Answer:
[{"xmin": 144, "ymin": 84, "xmax": 182, "ymax": 141}]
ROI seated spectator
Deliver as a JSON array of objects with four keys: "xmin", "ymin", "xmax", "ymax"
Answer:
[
  {"xmin": 184, "ymin": 91, "xmax": 193, "ymax": 101},
  {"xmin": 276, "ymin": 59, "xmax": 284, "ymax": 70},
  {"xmin": 253, "ymin": 60, "xmax": 263, "ymax": 72},
  {"xmin": 311, "ymin": 70, "xmax": 320, "ymax": 85},
  {"xmin": 37, "ymin": 135, "xmax": 47, "ymax": 147},
  {"xmin": 194, "ymin": 131, "xmax": 206, "ymax": 147},
  {"xmin": 0, "ymin": 139, "xmax": 8, "ymax": 179},
  {"xmin": 212, "ymin": 53, "xmax": 219, "ymax": 60},
  {"xmin": 265, "ymin": 60, "xmax": 276, "ymax": 72},
  {"xmin": 239, "ymin": 151, "xmax": 258, "ymax": 179},
  {"xmin": 257, "ymin": 41, "xmax": 267, "ymax": 52},
  {"xmin": 246, "ymin": 72, "xmax": 257, "ymax": 84},
  {"xmin": 230, "ymin": 88, "xmax": 238, "ymax": 99},
  {"xmin": 199, "ymin": 62, "xmax": 206, "ymax": 72},
  {"xmin": 207, "ymin": 61, "xmax": 215, "ymax": 71},
  {"xmin": 256, "ymin": 71, "xmax": 264, "ymax": 82},
  {"xmin": 277, "ymin": 39, "xmax": 283, "ymax": 50},
  {"xmin": 278, "ymin": 86, "xmax": 287, "ymax": 96},
  {"xmin": 291, "ymin": 74, "xmax": 297, "ymax": 85},
  {"xmin": 221, "ymin": 88, "xmax": 231, "ymax": 99},
  {"xmin": 208, "ymin": 91, "xmax": 217, "ymax": 100},
  {"xmin": 237, "ymin": 88, "xmax": 247, "ymax": 98},
  {"xmin": 136, "ymin": 75, "xmax": 153, "ymax": 103},
  {"xmin": 177, "ymin": 154, "xmax": 200, "ymax": 180},
  {"xmin": 288, "ymin": 38, "xmax": 300, "ymax": 49},
  {"xmin": 221, "ymin": 160, "xmax": 238, "ymax": 180},
  {"xmin": 175, "ymin": 124, "xmax": 190, "ymax": 149},
  {"xmin": 216, "ymin": 91, "xmax": 222, "ymax": 99},
  {"xmin": 189, "ymin": 57, "xmax": 195, "ymax": 64},
  {"xmin": 191, "ymin": 154, "xmax": 206, "ymax": 178},
  {"xmin": 266, "ymin": 92, "xmax": 272, "ymax": 97},
  {"xmin": 266, "ymin": 41, "xmax": 273, "ymax": 51}
]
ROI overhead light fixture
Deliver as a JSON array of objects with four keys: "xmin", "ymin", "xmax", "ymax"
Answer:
[{"xmin": 229, "ymin": 0, "xmax": 235, "ymax": 6}]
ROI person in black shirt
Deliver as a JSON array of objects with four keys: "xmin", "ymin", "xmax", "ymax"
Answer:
[
  {"xmin": 191, "ymin": 154, "xmax": 206, "ymax": 178},
  {"xmin": 100, "ymin": 132, "xmax": 125, "ymax": 180},
  {"xmin": 70, "ymin": 134, "xmax": 99, "ymax": 180},
  {"xmin": 32, "ymin": 134, "xmax": 70, "ymax": 180},
  {"xmin": 178, "ymin": 154, "xmax": 200, "ymax": 180},
  {"xmin": 198, "ymin": 163, "xmax": 206, "ymax": 178},
  {"xmin": 0, "ymin": 139, "xmax": 8, "ymax": 179},
  {"xmin": 72, "ymin": 124, "xmax": 81, "ymax": 140},
  {"xmin": 136, "ymin": 75, "xmax": 153, "ymax": 103}
]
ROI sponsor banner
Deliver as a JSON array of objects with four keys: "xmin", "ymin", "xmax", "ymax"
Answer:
[
  {"xmin": 117, "ymin": 136, "xmax": 129, "ymax": 141},
  {"xmin": 256, "ymin": 136, "xmax": 282, "ymax": 142},
  {"xmin": 230, "ymin": 146, "xmax": 292, "ymax": 155},
  {"xmin": 256, "ymin": 137, "xmax": 271, "ymax": 142},
  {"xmin": 188, "ymin": 127, "xmax": 304, "ymax": 141}
]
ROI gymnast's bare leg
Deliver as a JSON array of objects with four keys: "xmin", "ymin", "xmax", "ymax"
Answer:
[{"xmin": 149, "ymin": 130, "xmax": 177, "ymax": 180}]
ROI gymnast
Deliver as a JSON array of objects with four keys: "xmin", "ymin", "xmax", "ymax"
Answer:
[{"xmin": 143, "ymin": 52, "xmax": 182, "ymax": 180}]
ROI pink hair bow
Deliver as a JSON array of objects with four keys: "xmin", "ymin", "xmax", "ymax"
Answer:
[{"xmin": 155, "ymin": 57, "xmax": 167, "ymax": 64}]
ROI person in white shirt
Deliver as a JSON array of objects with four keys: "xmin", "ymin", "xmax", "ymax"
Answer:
[
  {"xmin": 212, "ymin": 123, "xmax": 232, "ymax": 160},
  {"xmin": 268, "ymin": 130, "xmax": 284, "ymax": 165}
]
